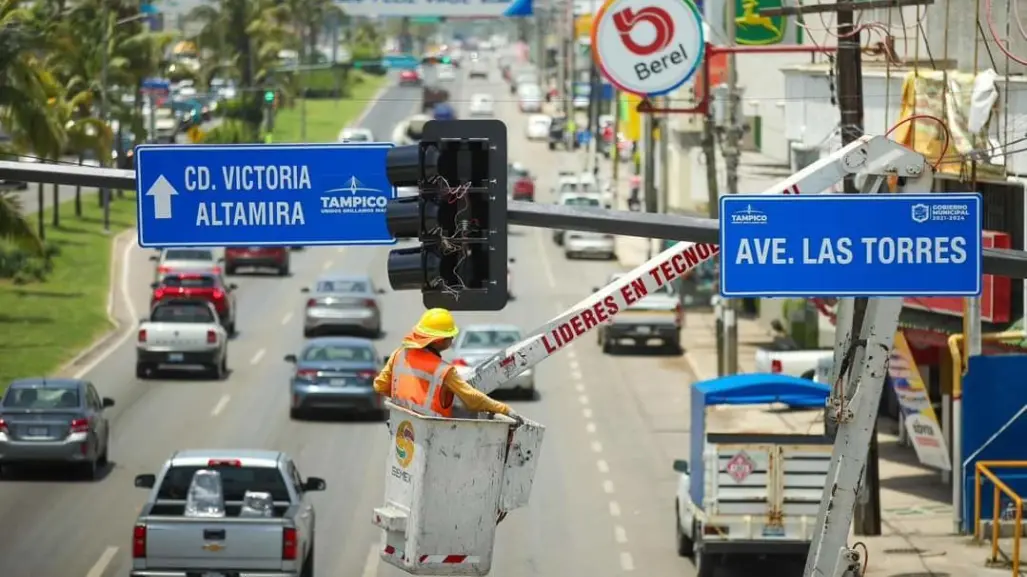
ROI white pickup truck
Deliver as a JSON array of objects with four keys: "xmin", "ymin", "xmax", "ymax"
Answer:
[
  {"xmin": 754, "ymin": 348, "xmax": 834, "ymax": 381},
  {"xmin": 137, "ymin": 300, "xmax": 229, "ymax": 380}
]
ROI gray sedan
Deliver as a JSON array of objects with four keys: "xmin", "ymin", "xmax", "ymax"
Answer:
[
  {"xmin": 301, "ymin": 274, "xmax": 385, "ymax": 338},
  {"xmin": 0, "ymin": 377, "xmax": 115, "ymax": 479},
  {"xmin": 447, "ymin": 324, "xmax": 535, "ymax": 400},
  {"xmin": 285, "ymin": 337, "xmax": 385, "ymax": 419}
]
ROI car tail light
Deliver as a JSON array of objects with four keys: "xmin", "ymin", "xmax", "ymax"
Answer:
[
  {"xmin": 282, "ymin": 527, "xmax": 298, "ymax": 560},
  {"xmin": 0, "ymin": 418, "xmax": 7, "ymax": 434},
  {"xmin": 157, "ymin": 265, "xmax": 170, "ymax": 273},
  {"xmin": 212, "ymin": 288, "xmax": 225, "ymax": 301},
  {"xmin": 306, "ymin": 299, "xmax": 317, "ymax": 308},
  {"xmin": 69, "ymin": 418, "xmax": 90, "ymax": 433},
  {"xmin": 296, "ymin": 369, "xmax": 318, "ymax": 380},
  {"xmin": 771, "ymin": 359, "xmax": 783, "ymax": 373},
  {"xmin": 363, "ymin": 299, "xmax": 377, "ymax": 308},
  {"xmin": 451, "ymin": 358, "xmax": 468, "ymax": 367},
  {"xmin": 138, "ymin": 329, "xmax": 147, "ymax": 343},
  {"xmin": 208, "ymin": 459, "xmax": 241, "ymax": 467},
  {"xmin": 206, "ymin": 330, "xmax": 217, "ymax": 344},
  {"xmin": 152, "ymin": 288, "xmax": 166, "ymax": 300},
  {"xmin": 356, "ymin": 369, "xmax": 377, "ymax": 379},
  {"xmin": 133, "ymin": 524, "xmax": 147, "ymax": 558},
  {"xmin": 212, "ymin": 266, "xmax": 221, "ymax": 274}
]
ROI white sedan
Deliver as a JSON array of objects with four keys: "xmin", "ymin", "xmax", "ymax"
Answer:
[
  {"xmin": 338, "ymin": 127, "xmax": 374, "ymax": 142},
  {"xmin": 469, "ymin": 94, "xmax": 494, "ymax": 116},
  {"xmin": 525, "ymin": 114, "xmax": 551, "ymax": 141}
]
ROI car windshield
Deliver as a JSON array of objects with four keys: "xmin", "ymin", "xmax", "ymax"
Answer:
[
  {"xmin": 301, "ymin": 344, "xmax": 375, "ymax": 362},
  {"xmin": 157, "ymin": 465, "xmax": 290, "ymax": 501},
  {"xmin": 316, "ymin": 280, "xmax": 368, "ymax": 293},
  {"xmin": 460, "ymin": 330, "xmax": 522, "ymax": 348},
  {"xmin": 3, "ymin": 386, "xmax": 79, "ymax": 409},
  {"xmin": 161, "ymin": 275, "xmax": 216, "ymax": 288},
  {"xmin": 563, "ymin": 195, "xmax": 600, "ymax": 206},
  {"xmin": 165, "ymin": 249, "xmax": 214, "ymax": 261},
  {"xmin": 152, "ymin": 304, "xmax": 216, "ymax": 323}
]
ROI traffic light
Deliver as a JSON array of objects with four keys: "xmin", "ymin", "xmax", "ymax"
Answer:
[
  {"xmin": 384, "ymin": 120, "xmax": 508, "ymax": 311},
  {"xmin": 263, "ymin": 90, "xmax": 275, "ymax": 103}
]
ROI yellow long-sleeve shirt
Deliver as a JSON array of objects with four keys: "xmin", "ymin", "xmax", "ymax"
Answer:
[{"xmin": 373, "ymin": 349, "xmax": 512, "ymax": 415}]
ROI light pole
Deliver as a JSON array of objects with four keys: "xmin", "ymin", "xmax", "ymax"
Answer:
[{"xmin": 100, "ymin": 9, "xmax": 149, "ymax": 233}]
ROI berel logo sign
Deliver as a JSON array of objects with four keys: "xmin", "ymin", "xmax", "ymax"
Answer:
[{"xmin": 591, "ymin": 0, "xmax": 705, "ymax": 96}]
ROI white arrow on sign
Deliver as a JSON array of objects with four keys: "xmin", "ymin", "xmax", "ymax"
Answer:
[{"xmin": 146, "ymin": 174, "xmax": 178, "ymax": 219}]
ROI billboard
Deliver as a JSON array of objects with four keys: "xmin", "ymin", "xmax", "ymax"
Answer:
[{"xmin": 333, "ymin": 0, "xmax": 533, "ymax": 17}]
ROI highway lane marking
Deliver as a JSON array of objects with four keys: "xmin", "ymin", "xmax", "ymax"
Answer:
[
  {"xmin": 585, "ymin": 421, "xmax": 597, "ymax": 434},
  {"xmin": 602, "ymin": 479, "xmax": 615, "ymax": 494},
  {"xmin": 571, "ymin": 370, "xmax": 583, "ymax": 380},
  {"xmin": 579, "ymin": 395, "xmax": 590, "ymax": 405},
  {"xmin": 85, "ymin": 546, "xmax": 119, "ymax": 577},
  {"xmin": 361, "ymin": 543, "xmax": 380, "ymax": 577},
  {"xmin": 569, "ymin": 359, "xmax": 580, "ymax": 371},
  {"xmin": 597, "ymin": 459, "xmax": 610, "ymax": 473},
  {"xmin": 534, "ymin": 229, "xmax": 557, "ymax": 289},
  {"xmin": 575, "ymin": 383, "xmax": 585, "ymax": 393},
  {"xmin": 591, "ymin": 441, "xmax": 603, "ymax": 453},
  {"xmin": 337, "ymin": 247, "xmax": 347, "ymax": 254},
  {"xmin": 322, "ymin": 260, "xmax": 333, "ymax": 270},
  {"xmin": 251, "ymin": 348, "xmax": 266, "ymax": 365},
  {"xmin": 583, "ymin": 408, "xmax": 594, "ymax": 419},
  {"xmin": 614, "ymin": 525, "xmax": 628, "ymax": 544},
  {"xmin": 567, "ymin": 349, "xmax": 577, "ymax": 360},
  {"xmin": 608, "ymin": 501, "xmax": 621, "ymax": 517},
  {"xmin": 281, "ymin": 312, "xmax": 293, "ymax": 325},
  {"xmin": 74, "ymin": 238, "xmax": 138, "ymax": 379},
  {"xmin": 619, "ymin": 551, "xmax": 635, "ymax": 571},
  {"xmin": 211, "ymin": 394, "xmax": 231, "ymax": 417}
]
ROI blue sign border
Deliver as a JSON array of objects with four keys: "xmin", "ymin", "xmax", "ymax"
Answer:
[
  {"xmin": 135, "ymin": 142, "xmax": 398, "ymax": 249},
  {"xmin": 718, "ymin": 193, "xmax": 984, "ymax": 298}
]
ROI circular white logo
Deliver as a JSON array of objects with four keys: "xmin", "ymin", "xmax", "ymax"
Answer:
[{"xmin": 592, "ymin": 0, "xmax": 705, "ymax": 96}]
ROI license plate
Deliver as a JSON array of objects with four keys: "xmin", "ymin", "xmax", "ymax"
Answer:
[
  {"xmin": 636, "ymin": 326, "xmax": 652, "ymax": 335},
  {"xmin": 762, "ymin": 525, "xmax": 785, "ymax": 537},
  {"xmin": 168, "ymin": 353, "xmax": 184, "ymax": 362},
  {"xmin": 27, "ymin": 426, "xmax": 48, "ymax": 436},
  {"xmin": 330, "ymin": 378, "xmax": 349, "ymax": 387}
]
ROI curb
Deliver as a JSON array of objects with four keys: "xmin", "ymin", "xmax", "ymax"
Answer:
[
  {"xmin": 682, "ymin": 350, "xmax": 711, "ymax": 381},
  {"xmin": 55, "ymin": 229, "xmax": 134, "ymax": 377}
]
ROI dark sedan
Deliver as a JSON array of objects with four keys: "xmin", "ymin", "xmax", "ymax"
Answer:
[
  {"xmin": 285, "ymin": 337, "xmax": 384, "ymax": 420},
  {"xmin": 0, "ymin": 378, "xmax": 114, "ymax": 479}
]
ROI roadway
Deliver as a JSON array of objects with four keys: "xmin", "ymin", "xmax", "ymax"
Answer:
[{"xmin": 0, "ymin": 69, "xmax": 701, "ymax": 577}]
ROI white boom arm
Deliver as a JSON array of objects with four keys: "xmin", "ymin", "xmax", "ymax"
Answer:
[{"xmin": 466, "ymin": 134, "xmax": 933, "ymax": 577}]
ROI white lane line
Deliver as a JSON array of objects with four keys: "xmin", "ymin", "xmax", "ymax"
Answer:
[
  {"xmin": 591, "ymin": 441, "xmax": 603, "ymax": 453},
  {"xmin": 337, "ymin": 247, "xmax": 347, "ymax": 254},
  {"xmin": 75, "ymin": 239, "xmax": 138, "ymax": 379},
  {"xmin": 614, "ymin": 525, "xmax": 628, "ymax": 544},
  {"xmin": 86, "ymin": 546, "xmax": 119, "ymax": 577},
  {"xmin": 361, "ymin": 543, "xmax": 380, "ymax": 577},
  {"xmin": 281, "ymin": 312, "xmax": 293, "ymax": 325},
  {"xmin": 211, "ymin": 394, "xmax": 231, "ymax": 417},
  {"xmin": 579, "ymin": 395, "xmax": 590, "ymax": 405},
  {"xmin": 608, "ymin": 501, "xmax": 622, "ymax": 517},
  {"xmin": 322, "ymin": 260, "xmax": 333, "ymax": 270},
  {"xmin": 567, "ymin": 349, "xmax": 577, "ymax": 360},
  {"xmin": 571, "ymin": 370, "xmax": 583, "ymax": 380},
  {"xmin": 535, "ymin": 229, "xmax": 557, "ymax": 289},
  {"xmin": 586, "ymin": 421, "xmax": 597, "ymax": 434},
  {"xmin": 597, "ymin": 459, "xmax": 610, "ymax": 473},
  {"xmin": 250, "ymin": 348, "xmax": 266, "ymax": 365},
  {"xmin": 602, "ymin": 479, "xmax": 615, "ymax": 494},
  {"xmin": 569, "ymin": 359, "xmax": 580, "ymax": 371},
  {"xmin": 620, "ymin": 551, "xmax": 635, "ymax": 571},
  {"xmin": 583, "ymin": 408, "xmax": 594, "ymax": 419},
  {"xmin": 575, "ymin": 383, "xmax": 586, "ymax": 393}
]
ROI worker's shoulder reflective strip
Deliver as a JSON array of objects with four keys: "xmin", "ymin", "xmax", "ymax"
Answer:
[
  {"xmin": 392, "ymin": 349, "xmax": 437, "ymax": 382},
  {"xmin": 420, "ymin": 360, "xmax": 452, "ymax": 413}
]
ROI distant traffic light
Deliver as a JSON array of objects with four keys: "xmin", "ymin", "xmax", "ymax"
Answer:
[
  {"xmin": 384, "ymin": 120, "xmax": 508, "ymax": 311},
  {"xmin": 263, "ymin": 90, "xmax": 275, "ymax": 103}
]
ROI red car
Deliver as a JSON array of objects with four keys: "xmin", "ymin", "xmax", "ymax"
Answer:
[
  {"xmin": 399, "ymin": 69, "xmax": 421, "ymax": 86},
  {"xmin": 224, "ymin": 246, "xmax": 290, "ymax": 276},
  {"xmin": 151, "ymin": 271, "xmax": 238, "ymax": 334},
  {"xmin": 512, "ymin": 175, "xmax": 535, "ymax": 201}
]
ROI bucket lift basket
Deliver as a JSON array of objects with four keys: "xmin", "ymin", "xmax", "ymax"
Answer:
[{"xmin": 373, "ymin": 402, "xmax": 546, "ymax": 576}]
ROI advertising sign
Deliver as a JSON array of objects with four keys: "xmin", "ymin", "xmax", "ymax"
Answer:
[
  {"xmin": 333, "ymin": 0, "xmax": 533, "ymax": 17},
  {"xmin": 591, "ymin": 0, "xmax": 706, "ymax": 96},
  {"xmin": 719, "ymin": 194, "xmax": 983, "ymax": 297},
  {"xmin": 889, "ymin": 332, "xmax": 951, "ymax": 471}
]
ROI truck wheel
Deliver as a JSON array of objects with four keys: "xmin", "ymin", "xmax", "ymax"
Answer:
[
  {"xmin": 225, "ymin": 265, "xmax": 237, "ymax": 275},
  {"xmin": 675, "ymin": 506, "xmax": 695, "ymax": 558},
  {"xmin": 548, "ymin": 142, "xmax": 555, "ymax": 150},
  {"xmin": 694, "ymin": 550, "xmax": 716, "ymax": 577},
  {"xmin": 226, "ymin": 321, "xmax": 236, "ymax": 336},
  {"xmin": 666, "ymin": 337, "xmax": 683, "ymax": 355},
  {"xmin": 278, "ymin": 264, "xmax": 290, "ymax": 276},
  {"xmin": 135, "ymin": 363, "xmax": 150, "ymax": 380},
  {"xmin": 211, "ymin": 355, "xmax": 227, "ymax": 380},
  {"xmin": 601, "ymin": 335, "xmax": 614, "ymax": 354}
]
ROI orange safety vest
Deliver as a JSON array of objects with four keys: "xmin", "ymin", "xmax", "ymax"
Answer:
[{"xmin": 390, "ymin": 347, "xmax": 456, "ymax": 418}]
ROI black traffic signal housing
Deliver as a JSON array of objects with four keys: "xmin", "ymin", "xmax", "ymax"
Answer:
[{"xmin": 384, "ymin": 119, "xmax": 507, "ymax": 311}]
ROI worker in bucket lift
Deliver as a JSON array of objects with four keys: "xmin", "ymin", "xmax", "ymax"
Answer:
[{"xmin": 373, "ymin": 308, "xmax": 524, "ymax": 423}]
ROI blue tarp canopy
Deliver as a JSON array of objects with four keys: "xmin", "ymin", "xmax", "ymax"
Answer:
[{"xmin": 692, "ymin": 373, "xmax": 831, "ymax": 408}]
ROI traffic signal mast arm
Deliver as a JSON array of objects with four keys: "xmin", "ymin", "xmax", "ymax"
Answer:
[{"xmin": 467, "ymin": 135, "xmax": 933, "ymax": 577}]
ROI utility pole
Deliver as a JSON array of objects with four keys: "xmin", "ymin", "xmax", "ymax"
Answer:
[
  {"xmin": 567, "ymin": 11, "xmax": 576, "ymax": 128},
  {"xmin": 99, "ymin": 0, "xmax": 111, "ymax": 233},
  {"xmin": 658, "ymin": 99, "xmax": 669, "ymax": 214},
  {"xmin": 557, "ymin": 8, "xmax": 567, "ymax": 113},
  {"xmin": 642, "ymin": 111, "xmax": 658, "ymax": 259},
  {"xmin": 611, "ymin": 89, "xmax": 621, "ymax": 204},
  {"xmin": 721, "ymin": 6, "xmax": 742, "ymax": 375}
]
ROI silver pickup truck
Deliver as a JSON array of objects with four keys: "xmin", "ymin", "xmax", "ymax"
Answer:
[
  {"xmin": 596, "ymin": 273, "xmax": 683, "ymax": 354},
  {"xmin": 131, "ymin": 449, "xmax": 325, "ymax": 577}
]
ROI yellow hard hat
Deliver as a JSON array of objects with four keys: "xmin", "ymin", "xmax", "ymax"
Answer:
[{"xmin": 414, "ymin": 308, "xmax": 459, "ymax": 339}]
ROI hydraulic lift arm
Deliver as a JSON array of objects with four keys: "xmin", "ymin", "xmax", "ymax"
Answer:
[{"xmin": 466, "ymin": 134, "xmax": 932, "ymax": 577}]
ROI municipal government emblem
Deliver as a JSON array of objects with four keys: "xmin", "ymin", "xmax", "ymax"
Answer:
[{"xmin": 911, "ymin": 203, "xmax": 929, "ymax": 223}]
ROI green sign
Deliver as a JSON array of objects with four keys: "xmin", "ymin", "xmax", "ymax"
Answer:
[
  {"xmin": 264, "ymin": 90, "xmax": 275, "ymax": 103},
  {"xmin": 411, "ymin": 17, "xmax": 442, "ymax": 23},
  {"xmin": 734, "ymin": 0, "xmax": 787, "ymax": 45}
]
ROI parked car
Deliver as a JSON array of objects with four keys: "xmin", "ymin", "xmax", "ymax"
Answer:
[{"xmin": 224, "ymin": 246, "xmax": 290, "ymax": 276}]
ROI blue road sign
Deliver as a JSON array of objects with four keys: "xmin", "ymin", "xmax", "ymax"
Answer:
[
  {"xmin": 719, "ymin": 194, "xmax": 983, "ymax": 297},
  {"xmin": 382, "ymin": 55, "xmax": 420, "ymax": 70},
  {"xmin": 135, "ymin": 143, "xmax": 398, "ymax": 248}
]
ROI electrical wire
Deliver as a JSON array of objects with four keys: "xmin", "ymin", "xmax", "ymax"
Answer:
[
  {"xmin": 985, "ymin": 0, "xmax": 1027, "ymax": 66},
  {"xmin": 884, "ymin": 113, "xmax": 953, "ymax": 170}
]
